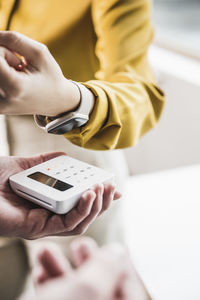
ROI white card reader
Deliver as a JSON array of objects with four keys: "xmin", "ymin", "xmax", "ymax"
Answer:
[{"xmin": 9, "ymin": 155, "xmax": 114, "ymax": 214}]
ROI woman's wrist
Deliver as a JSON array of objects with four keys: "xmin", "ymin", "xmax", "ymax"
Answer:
[
  {"xmin": 50, "ymin": 78, "xmax": 95, "ymax": 118},
  {"xmin": 49, "ymin": 78, "xmax": 81, "ymax": 117}
]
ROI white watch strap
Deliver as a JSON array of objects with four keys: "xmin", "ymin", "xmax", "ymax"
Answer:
[
  {"xmin": 71, "ymin": 81, "xmax": 94, "ymax": 116},
  {"xmin": 34, "ymin": 81, "xmax": 94, "ymax": 130}
]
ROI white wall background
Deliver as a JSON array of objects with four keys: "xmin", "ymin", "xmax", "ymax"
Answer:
[{"xmin": 124, "ymin": 46, "xmax": 200, "ymax": 175}]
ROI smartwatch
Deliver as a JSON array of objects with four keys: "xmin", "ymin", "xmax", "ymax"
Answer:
[{"xmin": 34, "ymin": 81, "xmax": 94, "ymax": 135}]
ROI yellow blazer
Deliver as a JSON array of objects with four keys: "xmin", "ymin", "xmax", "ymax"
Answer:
[{"xmin": 0, "ymin": 0, "xmax": 165, "ymax": 150}]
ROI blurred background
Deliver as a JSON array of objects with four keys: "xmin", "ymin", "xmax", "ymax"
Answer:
[
  {"xmin": 123, "ymin": 1, "xmax": 200, "ymax": 300},
  {"xmin": 125, "ymin": 0, "xmax": 200, "ymax": 174}
]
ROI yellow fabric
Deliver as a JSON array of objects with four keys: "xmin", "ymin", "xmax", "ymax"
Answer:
[{"xmin": 0, "ymin": 0, "xmax": 165, "ymax": 150}]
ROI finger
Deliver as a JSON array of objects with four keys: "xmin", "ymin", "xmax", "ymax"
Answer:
[
  {"xmin": 38, "ymin": 250, "xmax": 66, "ymax": 279},
  {"xmin": 114, "ymin": 191, "xmax": 122, "ymax": 200},
  {"xmin": 68, "ymin": 184, "xmax": 104, "ymax": 235},
  {"xmin": 36, "ymin": 152, "xmax": 67, "ymax": 164},
  {"xmin": 41, "ymin": 191, "xmax": 96, "ymax": 238},
  {"xmin": 13, "ymin": 51, "xmax": 27, "ymax": 70},
  {"xmin": 98, "ymin": 183, "xmax": 116, "ymax": 216},
  {"xmin": 69, "ymin": 237, "xmax": 98, "ymax": 268},
  {"xmin": 0, "ymin": 46, "xmax": 21, "ymax": 69},
  {"xmin": 0, "ymin": 55, "xmax": 20, "ymax": 89},
  {"xmin": 0, "ymin": 31, "xmax": 47, "ymax": 67},
  {"xmin": 62, "ymin": 190, "xmax": 96, "ymax": 231},
  {"xmin": 36, "ymin": 245, "xmax": 72, "ymax": 284}
]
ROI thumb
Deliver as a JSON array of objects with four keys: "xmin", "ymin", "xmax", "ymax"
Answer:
[{"xmin": 24, "ymin": 152, "xmax": 67, "ymax": 168}]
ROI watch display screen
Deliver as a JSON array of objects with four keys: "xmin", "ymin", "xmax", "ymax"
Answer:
[{"xmin": 28, "ymin": 172, "xmax": 73, "ymax": 191}]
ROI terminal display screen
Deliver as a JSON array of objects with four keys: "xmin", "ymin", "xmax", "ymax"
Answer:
[{"xmin": 28, "ymin": 172, "xmax": 73, "ymax": 191}]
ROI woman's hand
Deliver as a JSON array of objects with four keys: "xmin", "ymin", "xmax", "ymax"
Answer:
[
  {"xmin": 0, "ymin": 152, "xmax": 120, "ymax": 240},
  {"xmin": 0, "ymin": 31, "xmax": 80, "ymax": 116}
]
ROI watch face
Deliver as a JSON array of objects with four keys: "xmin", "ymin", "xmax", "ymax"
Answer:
[{"xmin": 47, "ymin": 118, "xmax": 86, "ymax": 135}]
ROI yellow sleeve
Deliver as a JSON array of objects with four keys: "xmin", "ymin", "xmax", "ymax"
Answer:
[{"xmin": 64, "ymin": 0, "xmax": 165, "ymax": 150}]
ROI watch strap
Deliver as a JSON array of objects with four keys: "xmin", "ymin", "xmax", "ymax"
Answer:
[{"xmin": 71, "ymin": 81, "xmax": 94, "ymax": 116}]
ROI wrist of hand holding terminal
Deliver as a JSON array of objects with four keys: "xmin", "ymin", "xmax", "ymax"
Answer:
[{"xmin": 35, "ymin": 81, "xmax": 95, "ymax": 135}]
